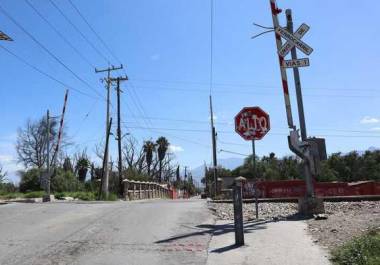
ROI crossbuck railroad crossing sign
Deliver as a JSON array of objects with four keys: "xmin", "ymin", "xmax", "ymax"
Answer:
[{"xmin": 276, "ymin": 23, "xmax": 313, "ymax": 68}]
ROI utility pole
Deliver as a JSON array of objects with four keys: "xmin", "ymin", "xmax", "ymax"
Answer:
[
  {"xmin": 51, "ymin": 90, "xmax": 69, "ymax": 168},
  {"xmin": 46, "ymin": 110, "xmax": 50, "ymax": 196},
  {"xmin": 110, "ymin": 75, "xmax": 128, "ymax": 197},
  {"xmin": 286, "ymin": 9, "xmax": 307, "ymax": 141},
  {"xmin": 209, "ymin": 95, "xmax": 218, "ymax": 197},
  {"xmin": 95, "ymin": 64, "xmax": 123, "ymax": 196},
  {"xmin": 98, "ymin": 118, "xmax": 113, "ymax": 200},
  {"xmin": 184, "ymin": 166, "xmax": 187, "ymax": 180}
]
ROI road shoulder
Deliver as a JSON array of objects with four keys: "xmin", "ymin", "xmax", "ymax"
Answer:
[{"xmin": 207, "ymin": 219, "xmax": 331, "ymax": 265}]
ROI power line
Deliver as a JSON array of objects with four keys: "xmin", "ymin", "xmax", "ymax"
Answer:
[
  {"xmin": 120, "ymin": 125, "xmax": 380, "ymax": 138},
  {"xmin": 209, "ymin": 0, "xmax": 214, "ymax": 95},
  {"xmin": 131, "ymin": 78, "xmax": 380, "ymax": 93},
  {"xmin": 64, "ymin": 0, "xmax": 154, "ymax": 130},
  {"xmin": 0, "ymin": 44, "xmax": 100, "ymax": 100},
  {"xmin": 0, "ymin": 3, "xmax": 104, "ymax": 100},
  {"xmin": 125, "ymin": 84, "xmax": 380, "ymax": 98},
  {"xmin": 48, "ymin": 0, "xmax": 110, "ymax": 64},
  {"xmin": 67, "ymin": 0, "xmax": 121, "ymax": 65},
  {"xmin": 24, "ymin": 0, "xmax": 95, "ymax": 69}
]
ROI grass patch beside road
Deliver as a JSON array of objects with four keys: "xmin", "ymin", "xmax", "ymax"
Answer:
[
  {"xmin": 0, "ymin": 191, "xmax": 44, "ymax": 199},
  {"xmin": 55, "ymin": 191, "xmax": 118, "ymax": 201},
  {"xmin": 331, "ymin": 228, "xmax": 380, "ymax": 265}
]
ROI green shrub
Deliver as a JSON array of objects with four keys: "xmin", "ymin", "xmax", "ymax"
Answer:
[
  {"xmin": 24, "ymin": 191, "xmax": 45, "ymax": 198},
  {"xmin": 0, "ymin": 192, "xmax": 24, "ymax": 199},
  {"xmin": 19, "ymin": 168, "xmax": 42, "ymax": 192},
  {"xmin": 98, "ymin": 192, "xmax": 118, "ymax": 201},
  {"xmin": 51, "ymin": 170, "xmax": 84, "ymax": 192},
  {"xmin": 74, "ymin": 192, "xmax": 96, "ymax": 201},
  {"xmin": 331, "ymin": 228, "xmax": 380, "ymax": 265}
]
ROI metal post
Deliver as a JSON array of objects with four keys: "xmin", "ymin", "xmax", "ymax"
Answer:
[
  {"xmin": 286, "ymin": 9, "xmax": 307, "ymax": 141},
  {"xmin": 233, "ymin": 184, "xmax": 244, "ymax": 246},
  {"xmin": 209, "ymin": 96, "xmax": 218, "ymax": 197},
  {"xmin": 46, "ymin": 110, "xmax": 50, "ymax": 196},
  {"xmin": 252, "ymin": 140, "xmax": 258, "ymax": 219},
  {"xmin": 285, "ymin": 9, "xmax": 314, "ymax": 198}
]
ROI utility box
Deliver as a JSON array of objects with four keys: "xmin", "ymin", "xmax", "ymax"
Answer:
[{"xmin": 306, "ymin": 137, "xmax": 327, "ymax": 161}]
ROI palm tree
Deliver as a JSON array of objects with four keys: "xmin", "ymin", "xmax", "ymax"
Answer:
[
  {"xmin": 76, "ymin": 157, "xmax": 90, "ymax": 182},
  {"xmin": 143, "ymin": 140, "xmax": 156, "ymax": 179},
  {"xmin": 156, "ymin": 137, "xmax": 169, "ymax": 183}
]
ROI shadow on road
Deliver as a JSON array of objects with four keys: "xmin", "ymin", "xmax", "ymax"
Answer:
[{"xmin": 155, "ymin": 219, "xmax": 271, "ymax": 245}]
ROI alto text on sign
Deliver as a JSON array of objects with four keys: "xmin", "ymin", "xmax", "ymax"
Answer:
[{"xmin": 282, "ymin": 58, "xmax": 309, "ymax": 68}]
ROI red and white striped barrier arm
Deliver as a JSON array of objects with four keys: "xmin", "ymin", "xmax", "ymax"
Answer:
[
  {"xmin": 269, "ymin": 0, "xmax": 294, "ymax": 129},
  {"xmin": 52, "ymin": 89, "xmax": 68, "ymax": 165}
]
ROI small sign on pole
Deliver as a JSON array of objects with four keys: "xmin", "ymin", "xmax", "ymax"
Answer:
[{"xmin": 282, "ymin": 58, "xmax": 310, "ymax": 68}]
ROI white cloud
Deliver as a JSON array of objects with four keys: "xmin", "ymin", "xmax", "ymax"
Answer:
[
  {"xmin": 169, "ymin": 145, "xmax": 184, "ymax": 153},
  {"xmin": 360, "ymin": 116, "xmax": 380, "ymax": 124},
  {"xmin": 0, "ymin": 155, "xmax": 14, "ymax": 163},
  {"xmin": 370, "ymin": 127, "xmax": 380, "ymax": 131},
  {"xmin": 150, "ymin": 54, "xmax": 160, "ymax": 61}
]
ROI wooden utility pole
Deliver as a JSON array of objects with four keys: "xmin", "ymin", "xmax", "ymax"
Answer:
[
  {"xmin": 51, "ymin": 89, "xmax": 69, "ymax": 168},
  {"xmin": 95, "ymin": 64, "xmax": 123, "ymax": 196},
  {"xmin": 98, "ymin": 118, "xmax": 113, "ymax": 200},
  {"xmin": 110, "ymin": 76, "xmax": 128, "ymax": 197},
  {"xmin": 209, "ymin": 95, "xmax": 218, "ymax": 197},
  {"xmin": 46, "ymin": 110, "xmax": 50, "ymax": 196}
]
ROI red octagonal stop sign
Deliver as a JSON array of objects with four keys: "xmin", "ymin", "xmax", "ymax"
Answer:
[{"xmin": 235, "ymin": 107, "xmax": 270, "ymax": 141}]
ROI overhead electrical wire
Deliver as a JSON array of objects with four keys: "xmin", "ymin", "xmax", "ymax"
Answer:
[
  {"xmin": 65, "ymin": 0, "xmax": 154, "ymax": 130},
  {"xmin": 24, "ymin": 0, "xmax": 96, "ymax": 69},
  {"xmin": 131, "ymin": 78, "xmax": 380, "ymax": 93},
  {"xmin": 0, "ymin": 3, "xmax": 105, "ymax": 100},
  {"xmin": 121, "ymin": 125, "xmax": 380, "ymax": 138},
  {"xmin": 67, "ymin": 0, "xmax": 121, "ymax": 65},
  {"xmin": 48, "ymin": 0, "xmax": 110, "ymax": 65},
  {"xmin": 0, "ymin": 44, "xmax": 100, "ymax": 100}
]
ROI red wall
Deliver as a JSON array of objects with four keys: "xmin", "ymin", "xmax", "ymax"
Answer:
[{"xmin": 242, "ymin": 180, "xmax": 380, "ymax": 198}]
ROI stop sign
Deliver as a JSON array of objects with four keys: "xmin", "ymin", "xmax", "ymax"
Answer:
[{"xmin": 235, "ymin": 107, "xmax": 270, "ymax": 140}]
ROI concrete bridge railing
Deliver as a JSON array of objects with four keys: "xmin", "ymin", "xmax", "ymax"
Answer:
[{"xmin": 122, "ymin": 179, "xmax": 170, "ymax": 200}]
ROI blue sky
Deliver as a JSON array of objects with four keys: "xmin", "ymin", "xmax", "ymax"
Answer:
[{"xmin": 1, "ymin": 0, "xmax": 380, "ymax": 182}]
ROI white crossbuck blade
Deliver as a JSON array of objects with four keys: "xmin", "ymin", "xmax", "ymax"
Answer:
[{"xmin": 277, "ymin": 23, "xmax": 313, "ymax": 57}]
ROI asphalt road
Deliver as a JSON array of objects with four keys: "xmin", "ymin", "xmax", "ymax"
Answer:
[{"xmin": 0, "ymin": 199, "xmax": 214, "ymax": 265}]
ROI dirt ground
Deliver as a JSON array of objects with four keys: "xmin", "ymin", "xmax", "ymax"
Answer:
[{"xmin": 307, "ymin": 201, "xmax": 380, "ymax": 250}]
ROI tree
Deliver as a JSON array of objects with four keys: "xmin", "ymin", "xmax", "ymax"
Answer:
[
  {"xmin": 143, "ymin": 140, "xmax": 156, "ymax": 179},
  {"xmin": 63, "ymin": 157, "xmax": 73, "ymax": 172},
  {"xmin": 16, "ymin": 116, "xmax": 68, "ymax": 169},
  {"xmin": 156, "ymin": 137, "xmax": 169, "ymax": 183},
  {"xmin": 19, "ymin": 168, "xmax": 42, "ymax": 192},
  {"xmin": 0, "ymin": 165, "xmax": 7, "ymax": 184},
  {"xmin": 123, "ymin": 137, "xmax": 145, "ymax": 175},
  {"xmin": 74, "ymin": 150, "xmax": 90, "ymax": 182}
]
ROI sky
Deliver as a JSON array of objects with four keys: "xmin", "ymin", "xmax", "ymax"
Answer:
[{"xmin": 0, "ymin": 0, "xmax": 380, "ymax": 183}]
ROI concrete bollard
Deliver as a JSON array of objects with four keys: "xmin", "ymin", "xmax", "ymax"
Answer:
[{"xmin": 233, "ymin": 177, "xmax": 245, "ymax": 246}]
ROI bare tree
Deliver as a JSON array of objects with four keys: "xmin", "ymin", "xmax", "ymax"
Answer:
[
  {"xmin": 16, "ymin": 117, "xmax": 59, "ymax": 169},
  {"xmin": 0, "ymin": 164, "xmax": 7, "ymax": 183},
  {"xmin": 122, "ymin": 137, "xmax": 146, "ymax": 174}
]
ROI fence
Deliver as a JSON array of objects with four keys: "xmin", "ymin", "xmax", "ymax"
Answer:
[
  {"xmin": 123, "ymin": 179, "xmax": 170, "ymax": 200},
  {"xmin": 242, "ymin": 180, "xmax": 380, "ymax": 199}
]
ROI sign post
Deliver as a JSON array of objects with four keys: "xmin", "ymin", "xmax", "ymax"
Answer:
[{"xmin": 235, "ymin": 106, "xmax": 270, "ymax": 219}]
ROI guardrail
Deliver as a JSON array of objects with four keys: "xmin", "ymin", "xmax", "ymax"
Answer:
[{"xmin": 122, "ymin": 179, "xmax": 170, "ymax": 200}]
